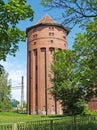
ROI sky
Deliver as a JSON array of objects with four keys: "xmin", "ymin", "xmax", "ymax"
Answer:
[{"xmin": 0, "ymin": 0, "xmax": 81, "ymax": 102}]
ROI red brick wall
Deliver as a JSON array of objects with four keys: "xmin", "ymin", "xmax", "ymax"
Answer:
[{"xmin": 88, "ymin": 97, "xmax": 97, "ymax": 111}]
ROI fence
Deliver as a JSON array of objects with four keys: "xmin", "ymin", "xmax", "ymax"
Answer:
[{"xmin": 0, "ymin": 115, "xmax": 97, "ymax": 130}]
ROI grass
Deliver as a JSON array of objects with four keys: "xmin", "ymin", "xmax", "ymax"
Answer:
[
  {"xmin": 0, "ymin": 113, "xmax": 97, "ymax": 130},
  {"xmin": 0, "ymin": 112, "xmax": 68, "ymax": 124}
]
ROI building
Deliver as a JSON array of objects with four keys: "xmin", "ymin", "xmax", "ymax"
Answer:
[
  {"xmin": 88, "ymin": 97, "xmax": 97, "ymax": 111},
  {"xmin": 26, "ymin": 15, "xmax": 68, "ymax": 114}
]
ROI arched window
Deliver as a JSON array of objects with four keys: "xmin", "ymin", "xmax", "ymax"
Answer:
[{"xmin": 49, "ymin": 47, "xmax": 54, "ymax": 54}]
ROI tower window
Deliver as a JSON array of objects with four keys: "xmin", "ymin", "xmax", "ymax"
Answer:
[
  {"xmin": 49, "ymin": 33, "xmax": 51, "ymax": 36},
  {"xmin": 49, "ymin": 26, "xmax": 54, "ymax": 30},
  {"xmin": 49, "ymin": 32, "xmax": 54, "ymax": 36},
  {"xmin": 34, "ymin": 49, "xmax": 37, "ymax": 55},
  {"xmin": 63, "ymin": 36, "xmax": 66, "ymax": 39},
  {"xmin": 58, "ymin": 48, "xmax": 62, "ymax": 51},
  {"xmin": 52, "ymin": 33, "xmax": 54, "ymax": 36},
  {"xmin": 41, "ymin": 48, "xmax": 46, "ymax": 52},
  {"xmin": 33, "ymin": 34, "xmax": 37, "ymax": 38},
  {"xmin": 33, "ymin": 28, "xmax": 37, "ymax": 32},
  {"xmin": 49, "ymin": 48, "xmax": 54, "ymax": 54},
  {"xmin": 51, "ymin": 40, "xmax": 53, "ymax": 43},
  {"xmin": 34, "ymin": 42, "xmax": 36, "ymax": 45}
]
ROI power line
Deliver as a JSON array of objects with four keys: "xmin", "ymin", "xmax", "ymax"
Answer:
[
  {"xmin": 11, "ymin": 76, "xmax": 24, "ymax": 107},
  {"xmin": 11, "ymin": 86, "xmax": 21, "ymax": 89}
]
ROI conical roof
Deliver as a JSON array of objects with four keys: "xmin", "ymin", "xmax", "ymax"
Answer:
[
  {"xmin": 26, "ymin": 14, "xmax": 69, "ymax": 34},
  {"xmin": 36, "ymin": 14, "xmax": 56, "ymax": 24}
]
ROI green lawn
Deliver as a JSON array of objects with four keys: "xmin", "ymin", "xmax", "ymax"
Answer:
[
  {"xmin": 0, "ymin": 113, "xmax": 97, "ymax": 130},
  {"xmin": 0, "ymin": 112, "xmax": 66, "ymax": 124}
]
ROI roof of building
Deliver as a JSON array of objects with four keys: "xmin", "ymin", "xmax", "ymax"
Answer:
[
  {"xmin": 26, "ymin": 14, "xmax": 69, "ymax": 34},
  {"xmin": 36, "ymin": 14, "xmax": 56, "ymax": 24}
]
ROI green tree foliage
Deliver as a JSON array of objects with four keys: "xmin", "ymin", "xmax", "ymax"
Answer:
[
  {"xmin": 0, "ymin": 0, "xmax": 34, "ymax": 61},
  {"xmin": 73, "ymin": 17, "xmax": 97, "ymax": 101},
  {"xmin": 0, "ymin": 70, "xmax": 12, "ymax": 111},
  {"xmin": 0, "ymin": 64, "xmax": 4, "ymax": 75},
  {"xmin": 51, "ymin": 50, "xmax": 86, "ymax": 115},
  {"xmin": 51, "ymin": 19, "xmax": 97, "ymax": 115},
  {"xmin": 40, "ymin": 0, "xmax": 97, "ymax": 28}
]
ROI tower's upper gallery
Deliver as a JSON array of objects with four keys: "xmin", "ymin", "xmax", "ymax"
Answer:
[{"xmin": 26, "ymin": 14, "xmax": 69, "ymax": 34}]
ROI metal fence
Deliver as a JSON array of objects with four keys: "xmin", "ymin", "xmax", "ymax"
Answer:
[
  {"xmin": 0, "ymin": 115, "xmax": 97, "ymax": 130},
  {"xmin": 0, "ymin": 123, "xmax": 13, "ymax": 130}
]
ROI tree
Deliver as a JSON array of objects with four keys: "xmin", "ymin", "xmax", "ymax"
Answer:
[
  {"xmin": 0, "ymin": 64, "xmax": 4, "ymax": 75},
  {"xmin": 0, "ymin": 70, "xmax": 12, "ymax": 111},
  {"xmin": 50, "ymin": 18, "xmax": 97, "ymax": 114},
  {"xmin": 40, "ymin": 0, "xmax": 97, "ymax": 28},
  {"xmin": 73, "ymin": 17, "xmax": 97, "ymax": 101},
  {"xmin": 0, "ymin": 0, "xmax": 34, "ymax": 61},
  {"xmin": 51, "ymin": 49, "xmax": 86, "ymax": 115}
]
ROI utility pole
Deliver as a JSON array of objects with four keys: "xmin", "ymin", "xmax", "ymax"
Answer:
[
  {"xmin": 11, "ymin": 76, "xmax": 24, "ymax": 110},
  {"xmin": 21, "ymin": 76, "xmax": 24, "ymax": 108}
]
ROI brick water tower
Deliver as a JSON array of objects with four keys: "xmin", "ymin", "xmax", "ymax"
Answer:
[{"xmin": 26, "ymin": 15, "xmax": 68, "ymax": 114}]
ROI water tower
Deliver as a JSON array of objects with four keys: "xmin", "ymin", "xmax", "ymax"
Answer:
[{"xmin": 26, "ymin": 15, "xmax": 68, "ymax": 114}]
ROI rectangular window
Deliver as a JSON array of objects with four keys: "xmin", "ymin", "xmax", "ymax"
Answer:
[
  {"xmin": 34, "ymin": 42, "xmax": 36, "ymax": 45},
  {"xmin": 49, "ymin": 26, "xmax": 54, "ymax": 30},
  {"xmin": 63, "ymin": 36, "xmax": 66, "ymax": 39},
  {"xmin": 49, "ymin": 32, "xmax": 51, "ymax": 36},
  {"xmin": 52, "ymin": 33, "xmax": 54, "ymax": 36},
  {"xmin": 33, "ymin": 34, "xmax": 37, "ymax": 38},
  {"xmin": 51, "ymin": 40, "xmax": 53, "ymax": 43},
  {"xmin": 49, "ymin": 32, "xmax": 54, "ymax": 36}
]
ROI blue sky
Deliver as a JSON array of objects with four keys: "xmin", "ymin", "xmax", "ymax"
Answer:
[{"xmin": 1, "ymin": 0, "xmax": 81, "ymax": 102}]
